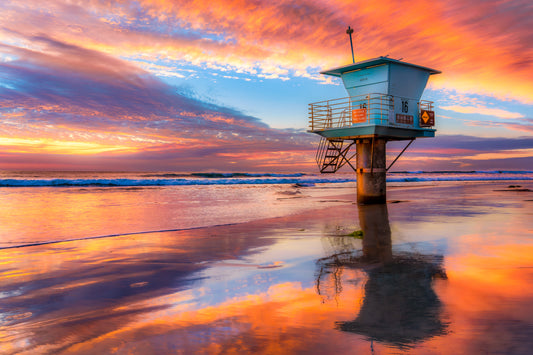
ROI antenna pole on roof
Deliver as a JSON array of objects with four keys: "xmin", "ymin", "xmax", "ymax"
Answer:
[{"xmin": 346, "ymin": 26, "xmax": 355, "ymax": 63}]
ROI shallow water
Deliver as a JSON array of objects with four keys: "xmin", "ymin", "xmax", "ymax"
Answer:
[
  {"xmin": 0, "ymin": 182, "xmax": 347, "ymax": 248},
  {"xmin": 0, "ymin": 181, "xmax": 532, "ymax": 354}
]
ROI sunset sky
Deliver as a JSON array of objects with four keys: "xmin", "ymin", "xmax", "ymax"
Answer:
[{"xmin": 1, "ymin": 0, "xmax": 532, "ymax": 171}]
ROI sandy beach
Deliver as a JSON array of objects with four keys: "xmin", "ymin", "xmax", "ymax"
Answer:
[{"xmin": 1, "ymin": 180, "xmax": 532, "ymax": 354}]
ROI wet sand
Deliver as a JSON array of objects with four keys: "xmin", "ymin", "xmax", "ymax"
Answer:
[{"xmin": 1, "ymin": 182, "xmax": 532, "ymax": 354}]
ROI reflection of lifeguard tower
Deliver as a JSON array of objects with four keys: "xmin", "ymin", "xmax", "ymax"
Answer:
[
  {"xmin": 316, "ymin": 204, "xmax": 448, "ymax": 348},
  {"xmin": 308, "ymin": 38, "xmax": 441, "ymax": 204}
]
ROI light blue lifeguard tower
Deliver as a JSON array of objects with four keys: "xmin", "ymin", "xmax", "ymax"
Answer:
[{"xmin": 308, "ymin": 35, "xmax": 441, "ymax": 204}]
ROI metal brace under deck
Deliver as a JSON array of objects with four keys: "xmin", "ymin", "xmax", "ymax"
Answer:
[{"xmin": 386, "ymin": 138, "xmax": 415, "ymax": 171}]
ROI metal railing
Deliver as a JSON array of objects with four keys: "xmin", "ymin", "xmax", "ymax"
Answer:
[
  {"xmin": 309, "ymin": 94, "xmax": 436, "ymax": 131},
  {"xmin": 309, "ymin": 93, "xmax": 394, "ymax": 131},
  {"xmin": 419, "ymin": 100, "xmax": 434, "ymax": 112}
]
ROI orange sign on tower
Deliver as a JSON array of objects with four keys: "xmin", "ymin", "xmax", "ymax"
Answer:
[
  {"xmin": 352, "ymin": 108, "xmax": 367, "ymax": 124},
  {"xmin": 420, "ymin": 110, "xmax": 435, "ymax": 127}
]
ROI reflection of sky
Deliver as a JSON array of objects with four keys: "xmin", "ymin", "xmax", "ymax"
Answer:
[
  {"xmin": 1, "ymin": 182, "xmax": 532, "ymax": 353},
  {"xmin": 0, "ymin": 183, "xmax": 349, "ymax": 247},
  {"xmin": 198, "ymin": 239, "xmax": 323, "ymax": 306}
]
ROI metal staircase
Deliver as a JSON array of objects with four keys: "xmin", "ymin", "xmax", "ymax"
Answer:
[{"xmin": 316, "ymin": 138, "xmax": 357, "ymax": 173}]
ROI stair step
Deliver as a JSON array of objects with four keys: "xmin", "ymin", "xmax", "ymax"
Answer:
[{"xmin": 316, "ymin": 137, "xmax": 347, "ymax": 174}]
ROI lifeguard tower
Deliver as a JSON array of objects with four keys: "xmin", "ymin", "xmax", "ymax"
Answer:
[{"xmin": 308, "ymin": 53, "xmax": 440, "ymax": 204}]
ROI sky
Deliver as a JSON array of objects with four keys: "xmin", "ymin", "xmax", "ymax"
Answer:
[{"xmin": 0, "ymin": 0, "xmax": 532, "ymax": 172}]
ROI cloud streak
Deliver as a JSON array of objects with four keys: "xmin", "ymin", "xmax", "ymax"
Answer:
[
  {"xmin": 0, "ymin": 34, "xmax": 316, "ymax": 170},
  {"xmin": 441, "ymin": 105, "xmax": 524, "ymax": 119},
  {"xmin": 388, "ymin": 135, "xmax": 533, "ymax": 171}
]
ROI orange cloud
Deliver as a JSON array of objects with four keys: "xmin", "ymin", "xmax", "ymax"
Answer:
[
  {"xmin": 0, "ymin": 137, "xmax": 135, "ymax": 155},
  {"xmin": 2, "ymin": 0, "xmax": 531, "ymax": 101}
]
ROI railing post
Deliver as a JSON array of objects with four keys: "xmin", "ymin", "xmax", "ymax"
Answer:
[
  {"xmin": 311, "ymin": 105, "xmax": 314, "ymax": 130},
  {"xmin": 367, "ymin": 95, "xmax": 370, "ymax": 124},
  {"xmin": 311, "ymin": 94, "xmax": 401, "ymax": 131},
  {"xmin": 380, "ymin": 94, "xmax": 383, "ymax": 124}
]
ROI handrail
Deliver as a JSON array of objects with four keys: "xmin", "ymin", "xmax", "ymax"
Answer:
[{"xmin": 309, "ymin": 93, "xmax": 435, "ymax": 131}]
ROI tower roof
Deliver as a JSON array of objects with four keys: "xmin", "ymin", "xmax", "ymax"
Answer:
[{"xmin": 320, "ymin": 56, "xmax": 441, "ymax": 77}]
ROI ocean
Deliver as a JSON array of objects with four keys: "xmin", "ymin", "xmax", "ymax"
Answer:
[
  {"xmin": 1, "ymin": 170, "xmax": 531, "ymax": 250},
  {"xmin": 1, "ymin": 170, "xmax": 532, "ymax": 187}
]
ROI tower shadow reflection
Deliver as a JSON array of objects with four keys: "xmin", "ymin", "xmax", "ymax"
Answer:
[{"xmin": 316, "ymin": 204, "xmax": 448, "ymax": 349}]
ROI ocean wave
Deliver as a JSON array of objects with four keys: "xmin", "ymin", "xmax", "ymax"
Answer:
[
  {"xmin": 0, "ymin": 177, "xmax": 352, "ymax": 187},
  {"xmin": 140, "ymin": 172, "xmax": 305, "ymax": 178},
  {"xmin": 0, "ymin": 171, "xmax": 532, "ymax": 187},
  {"xmin": 388, "ymin": 176, "xmax": 533, "ymax": 182},
  {"xmin": 389, "ymin": 170, "xmax": 533, "ymax": 174}
]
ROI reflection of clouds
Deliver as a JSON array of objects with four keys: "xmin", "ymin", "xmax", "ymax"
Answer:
[
  {"xmin": 0, "ymin": 244, "xmax": 364, "ymax": 354},
  {"xmin": 0, "ymin": 199, "xmax": 369, "ymax": 353},
  {"xmin": 0, "ymin": 185, "xmax": 531, "ymax": 352},
  {"xmin": 0, "ymin": 225, "xmax": 280, "ymax": 353},
  {"xmin": 433, "ymin": 242, "xmax": 533, "ymax": 354},
  {"xmin": 57, "ymin": 281, "xmax": 360, "ymax": 354}
]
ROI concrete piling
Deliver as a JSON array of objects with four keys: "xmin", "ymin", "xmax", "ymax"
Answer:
[{"xmin": 356, "ymin": 138, "xmax": 387, "ymax": 204}]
